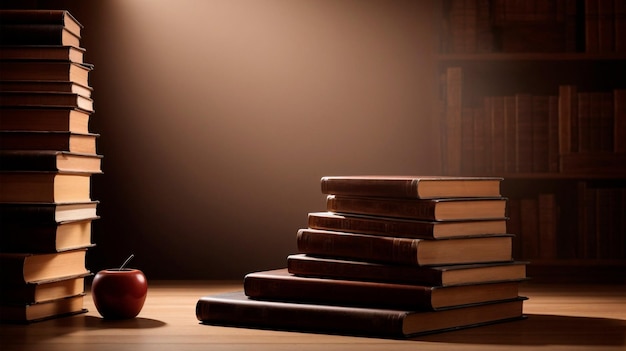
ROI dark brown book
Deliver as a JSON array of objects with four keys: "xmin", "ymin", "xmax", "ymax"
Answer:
[
  {"xmin": 0, "ymin": 294, "xmax": 86, "ymax": 323},
  {"xmin": 0, "ymin": 46, "xmax": 84, "ymax": 63},
  {"xmin": 504, "ymin": 95, "xmax": 517, "ymax": 173},
  {"xmin": 0, "ymin": 172, "xmax": 92, "ymax": 203},
  {"xmin": 615, "ymin": 89, "xmax": 626, "ymax": 153},
  {"xmin": 0, "ymin": 91, "xmax": 93, "ymax": 112},
  {"xmin": 0, "ymin": 25, "xmax": 80, "ymax": 47},
  {"xmin": 599, "ymin": 91, "xmax": 614, "ymax": 152},
  {"xmin": 0, "ymin": 80, "xmax": 92, "ymax": 98},
  {"xmin": 616, "ymin": 0, "xmax": 626, "ymax": 52},
  {"xmin": 577, "ymin": 91, "xmax": 592, "ymax": 152},
  {"xmin": 0, "ymin": 151, "xmax": 102, "ymax": 173},
  {"xmin": 538, "ymin": 193, "xmax": 558, "ymax": 259},
  {"xmin": 559, "ymin": 85, "xmax": 578, "ymax": 154},
  {"xmin": 597, "ymin": 0, "xmax": 615, "ymax": 52},
  {"xmin": 307, "ymin": 211, "xmax": 508, "ymax": 239},
  {"xmin": 0, "ymin": 273, "xmax": 90, "ymax": 304},
  {"xmin": 196, "ymin": 291, "xmax": 526, "ymax": 338},
  {"xmin": 0, "ymin": 218, "xmax": 97, "ymax": 253},
  {"xmin": 444, "ymin": 67, "xmax": 463, "ymax": 175},
  {"xmin": 296, "ymin": 228, "xmax": 513, "ymax": 266},
  {"xmin": 532, "ymin": 95, "xmax": 549, "ymax": 173},
  {"xmin": 320, "ymin": 175, "xmax": 502, "ymax": 199},
  {"xmin": 461, "ymin": 107, "xmax": 475, "ymax": 174},
  {"xmin": 548, "ymin": 95, "xmax": 560, "ymax": 172},
  {"xmin": 0, "ymin": 131, "xmax": 98, "ymax": 154},
  {"xmin": 0, "ymin": 61, "xmax": 92, "ymax": 87},
  {"xmin": 0, "ymin": 10, "xmax": 83, "ymax": 38},
  {"xmin": 491, "ymin": 96, "xmax": 506, "ymax": 174},
  {"xmin": 0, "ymin": 249, "xmax": 90, "ymax": 284},
  {"xmin": 287, "ymin": 254, "xmax": 528, "ymax": 286},
  {"xmin": 585, "ymin": 0, "xmax": 600, "ymax": 53},
  {"xmin": 0, "ymin": 107, "xmax": 91, "ymax": 133},
  {"xmin": 515, "ymin": 93, "xmax": 533, "ymax": 173},
  {"xmin": 520, "ymin": 197, "xmax": 539, "ymax": 259},
  {"xmin": 243, "ymin": 268, "xmax": 522, "ymax": 310},
  {"xmin": 326, "ymin": 195, "xmax": 507, "ymax": 221},
  {"xmin": 0, "ymin": 201, "xmax": 99, "ymax": 224}
]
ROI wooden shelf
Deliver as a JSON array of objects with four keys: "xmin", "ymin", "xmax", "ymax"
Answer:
[{"xmin": 437, "ymin": 52, "xmax": 626, "ymax": 62}]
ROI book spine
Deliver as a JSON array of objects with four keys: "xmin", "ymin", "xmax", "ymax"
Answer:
[
  {"xmin": 326, "ymin": 195, "xmax": 438, "ymax": 220},
  {"xmin": 307, "ymin": 213, "xmax": 437, "ymax": 239},
  {"xmin": 614, "ymin": 89, "xmax": 626, "ymax": 153},
  {"xmin": 445, "ymin": 67, "xmax": 463, "ymax": 175},
  {"xmin": 243, "ymin": 273, "xmax": 434, "ymax": 310},
  {"xmin": 504, "ymin": 95, "xmax": 517, "ymax": 173},
  {"xmin": 296, "ymin": 229, "xmax": 419, "ymax": 265},
  {"xmin": 515, "ymin": 94, "xmax": 533, "ymax": 173},
  {"xmin": 461, "ymin": 107, "xmax": 475, "ymax": 174},
  {"xmin": 532, "ymin": 95, "xmax": 550, "ymax": 173},
  {"xmin": 558, "ymin": 85, "xmax": 578, "ymax": 155},
  {"xmin": 320, "ymin": 179, "xmax": 418, "ymax": 198},
  {"xmin": 286, "ymin": 255, "xmax": 444, "ymax": 285},
  {"xmin": 195, "ymin": 295, "xmax": 406, "ymax": 338},
  {"xmin": 0, "ymin": 25, "xmax": 76, "ymax": 45},
  {"xmin": 0, "ymin": 255, "xmax": 27, "ymax": 283},
  {"xmin": 548, "ymin": 95, "xmax": 560, "ymax": 172},
  {"xmin": 491, "ymin": 96, "xmax": 506, "ymax": 174}
]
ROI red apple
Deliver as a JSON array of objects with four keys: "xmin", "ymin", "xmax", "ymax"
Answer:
[{"xmin": 91, "ymin": 268, "xmax": 147, "ymax": 319}]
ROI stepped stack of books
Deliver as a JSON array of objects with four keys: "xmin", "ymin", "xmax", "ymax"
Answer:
[
  {"xmin": 0, "ymin": 10, "xmax": 100, "ymax": 323},
  {"xmin": 197, "ymin": 176, "xmax": 528, "ymax": 339}
]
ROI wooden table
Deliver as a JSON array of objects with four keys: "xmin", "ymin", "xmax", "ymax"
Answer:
[{"xmin": 1, "ymin": 281, "xmax": 625, "ymax": 351}]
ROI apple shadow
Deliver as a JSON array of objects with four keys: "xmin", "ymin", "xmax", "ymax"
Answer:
[
  {"xmin": 81, "ymin": 315, "xmax": 167, "ymax": 329},
  {"xmin": 410, "ymin": 314, "xmax": 626, "ymax": 346}
]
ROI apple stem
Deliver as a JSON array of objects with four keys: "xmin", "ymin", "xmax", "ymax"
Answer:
[{"xmin": 119, "ymin": 254, "xmax": 134, "ymax": 270}]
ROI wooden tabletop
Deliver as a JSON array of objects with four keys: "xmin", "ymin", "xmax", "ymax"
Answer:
[{"xmin": 1, "ymin": 281, "xmax": 625, "ymax": 351}]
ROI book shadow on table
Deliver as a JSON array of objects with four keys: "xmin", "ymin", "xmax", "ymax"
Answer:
[{"xmin": 410, "ymin": 314, "xmax": 626, "ymax": 346}]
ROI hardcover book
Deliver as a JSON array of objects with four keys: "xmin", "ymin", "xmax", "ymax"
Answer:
[
  {"xmin": 296, "ymin": 228, "xmax": 513, "ymax": 266},
  {"xmin": 0, "ymin": 107, "xmax": 91, "ymax": 133},
  {"xmin": 196, "ymin": 291, "xmax": 526, "ymax": 338},
  {"xmin": 287, "ymin": 254, "xmax": 527, "ymax": 286},
  {"xmin": 243, "ymin": 268, "xmax": 522, "ymax": 310},
  {"xmin": 326, "ymin": 195, "xmax": 507, "ymax": 221},
  {"xmin": 320, "ymin": 175, "xmax": 502, "ymax": 199},
  {"xmin": 307, "ymin": 211, "xmax": 508, "ymax": 239}
]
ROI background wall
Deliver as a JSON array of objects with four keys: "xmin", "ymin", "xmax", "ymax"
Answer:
[{"xmin": 2, "ymin": 0, "xmax": 440, "ymax": 279}]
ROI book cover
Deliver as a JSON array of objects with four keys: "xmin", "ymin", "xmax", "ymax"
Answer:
[
  {"xmin": 0, "ymin": 201, "xmax": 99, "ymax": 224},
  {"xmin": 0, "ymin": 131, "xmax": 98, "ymax": 154},
  {"xmin": 307, "ymin": 211, "xmax": 508, "ymax": 239},
  {"xmin": 196, "ymin": 291, "xmax": 526, "ymax": 338},
  {"xmin": 0, "ymin": 25, "xmax": 80, "ymax": 47},
  {"xmin": 0, "ymin": 294, "xmax": 87, "ymax": 323},
  {"xmin": 0, "ymin": 150, "xmax": 102, "ymax": 173},
  {"xmin": 0, "ymin": 273, "xmax": 90, "ymax": 304},
  {"xmin": 0, "ymin": 171, "xmax": 92, "ymax": 203},
  {"xmin": 0, "ymin": 249, "xmax": 90, "ymax": 284},
  {"xmin": 287, "ymin": 254, "xmax": 528, "ymax": 286},
  {"xmin": 0, "ymin": 91, "xmax": 94, "ymax": 112},
  {"xmin": 0, "ymin": 45, "xmax": 85, "ymax": 63},
  {"xmin": 296, "ymin": 228, "xmax": 513, "ymax": 266},
  {"xmin": 326, "ymin": 195, "xmax": 507, "ymax": 221},
  {"xmin": 243, "ymin": 268, "xmax": 522, "ymax": 310},
  {"xmin": 0, "ymin": 107, "xmax": 91, "ymax": 133},
  {"xmin": 320, "ymin": 175, "xmax": 502, "ymax": 199},
  {"xmin": 0, "ymin": 61, "xmax": 92, "ymax": 87},
  {"xmin": 0, "ymin": 9, "xmax": 83, "ymax": 37},
  {"xmin": 0, "ymin": 218, "xmax": 97, "ymax": 253}
]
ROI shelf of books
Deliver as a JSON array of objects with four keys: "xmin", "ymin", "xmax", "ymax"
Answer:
[
  {"xmin": 436, "ymin": 0, "xmax": 626, "ymax": 283},
  {"xmin": 197, "ymin": 176, "xmax": 529, "ymax": 338},
  {"xmin": 0, "ymin": 9, "xmax": 101, "ymax": 323}
]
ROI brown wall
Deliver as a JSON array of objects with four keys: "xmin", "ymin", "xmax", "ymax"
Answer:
[{"xmin": 2, "ymin": 0, "xmax": 440, "ymax": 279}]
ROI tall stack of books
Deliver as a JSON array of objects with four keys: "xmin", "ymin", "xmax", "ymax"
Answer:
[
  {"xmin": 197, "ymin": 176, "xmax": 528, "ymax": 339},
  {"xmin": 0, "ymin": 10, "xmax": 100, "ymax": 323}
]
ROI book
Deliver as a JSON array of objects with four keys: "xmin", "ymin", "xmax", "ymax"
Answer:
[
  {"xmin": 0, "ymin": 201, "xmax": 99, "ymax": 224},
  {"xmin": 0, "ymin": 61, "xmax": 92, "ymax": 86},
  {"xmin": 0, "ymin": 131, "xmax": 98, "ymax": 154},
  {"xmin": 559, "ymin": 85, "xmax": 578, "ymax": 154},
  {"xmin": 0, "ymin": 249, "xmax": 90, "ymax": 284},
  {"xmin": 0, "ymin": 45, "xmax": 85, "ymax": 63},
  {"xmin": 614, "ymin": 89, "xmax": 626, "ymax": 153},
  {"xmin": 0, "ymin": 91, "xmax": 94, "ymax": 112},
  {"xmin": 444, "ymin": 67, "xmax": 463, "ymax": 175},
  {"xmin": 320, "ymin": 176, "xmax": 502, "ymax": 199},
  {"xmin": 0, "ymin": 80, "xmax": 93, "ymax": 98},
  {"xmin": 196, "ymin": 291, "xmax": 526, "ymax": 338},
  {"xmin": 243, "ymin": 268, "xmax": 522, "ymax": 310},
  {"xmin": 0, "ymin": 172, "xmax": 92, "ymax": 203},
  {"xmin": 559, "ymin": 153, "xmax": 626, "ymax": 174},
  {"xmin": 287, "ymin": 254, "xmax": 528, "ymax": 286},
  {"xmin": 0, "ymin": 10, "xmax": 83, "ymax": 38},
  {"xmin": 0, "ymin": 273, "xmax": 89, "ymax": 304},
  {"xmin": 0, "ymin": 107, "xmax": 91, "ymax": 133},
  {"xmin": 0, "ymin": 151, "xmax": 102, "ymax": 173},
  {"xmin": 0, "ymin": 24, "xmax": 80, "ymax": 47},
  {"xmin": 0, "ymin": 218, "xmax": 96, "ymax": 253},
  {"xmin": 307, "ymin": 211, "xmax": 508, "ymax": 239},
  {"xmin": 326, "ymin": 195, "xmax": 507, "ymax": 221},
  {"xmin": 296, "ymin": 228, "xmax": 513, "ymax": 266},
  {"xmin": 0, "ymin": 294, "xmax": 86, "ymax": 323}
]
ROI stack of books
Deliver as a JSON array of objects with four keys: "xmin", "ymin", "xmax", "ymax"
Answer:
[
  {"xmin": 0, "ymin": 9, "xmax": 100, "ymax": 323},
  {"xmin": 197, "ymin": 176, "xmax": 528, "ymax": 338}
]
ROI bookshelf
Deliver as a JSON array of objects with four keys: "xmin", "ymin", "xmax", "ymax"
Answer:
[{"xmin": 435, "ymin": 0, "xmax": 626, "ymax": 283}]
